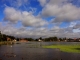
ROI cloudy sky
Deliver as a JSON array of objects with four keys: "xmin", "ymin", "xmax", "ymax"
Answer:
[{"xmin": 0, "ymin": 0, "xmax": 80, "ymax": 38}]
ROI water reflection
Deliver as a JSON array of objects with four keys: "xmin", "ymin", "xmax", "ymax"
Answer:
[{"xmin": 0, "ymin": 42, "xmax": 80, "ymax": 60}]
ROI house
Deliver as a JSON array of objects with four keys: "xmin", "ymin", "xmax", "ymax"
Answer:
[
  {"xmin": 13, "ymin": 39, "xmax": 17, "ymax": 42},
  {"xmin": 67, "ymin": 39, "xmax": 74, "ymax": 42},
  {"xmin": 38, "ymin": 39, "xmax": 42, "ymax": 42},
  {"xmin": 19, "ymin": 39, "xmax": 28, "ymax": 42},
  {"xmin": 7, "ymin": 37, "xmax": 11, "ymax": 41}
]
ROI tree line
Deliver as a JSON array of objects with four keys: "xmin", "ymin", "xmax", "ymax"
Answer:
[
  {"xmin": 0, "ymin": 31, "xmax": 66, "ymax": 42},
  {"xmin": 0, "ymin": 31, "xmax": 15, "ymax": 41}
]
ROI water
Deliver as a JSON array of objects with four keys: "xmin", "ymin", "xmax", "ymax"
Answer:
[{"xmin": 0, "ymin": 42, "xmax": 80, "ymax": 60}]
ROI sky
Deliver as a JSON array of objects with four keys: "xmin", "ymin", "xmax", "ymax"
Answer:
[{"xmin": 0, "ymin": 0, "xmax": 80, "ymax": 38}]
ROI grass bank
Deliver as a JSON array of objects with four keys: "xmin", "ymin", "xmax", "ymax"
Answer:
[
  {"xmin": 43, "ymin": 44, "xmax": 80, "ymax": 53},
  {"xmin": 0, "ymin": 41, "xmax": 14, "ymax": 45}
]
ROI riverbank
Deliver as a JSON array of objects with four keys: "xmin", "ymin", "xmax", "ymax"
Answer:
[
  {"xmin": 0, "ymin": 41, "xmax": 14, "ymax": 45},
  {"xmin": 43, "ymin": 44, "xmax": 80, "ymax": 53}
]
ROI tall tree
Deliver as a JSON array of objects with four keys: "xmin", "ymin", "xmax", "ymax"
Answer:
[
  {"xmin": 53, "ymin": 36, "xmax": 58, "ymax": 41},
  {"xmin": 0, "ymin": 31, "xmax": 2, "ymax": 41}
]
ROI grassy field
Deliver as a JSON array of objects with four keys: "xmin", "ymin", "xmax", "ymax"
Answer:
[{"xmin": 43, "ymin": 44, "xmax": 80, "ymax": 53}]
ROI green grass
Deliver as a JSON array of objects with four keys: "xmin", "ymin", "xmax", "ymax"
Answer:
[{"xmin": 43, "ymin": 44, "xmax": 80, "ymax": 53}]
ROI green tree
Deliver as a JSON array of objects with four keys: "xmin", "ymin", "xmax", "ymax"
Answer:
[
  {"xmin": 39, "ymin": 37, "xmax": 42, "ymax": 40},
  {"xmin": 2, "ymin": 34, "xmax": 7, "ymax": 41},
  {"xmin": 59, "ymin": 38, "xmax": 63, "ymax": 41},
  {"xmin": 16, "ymin": 38, "xmax": 20, "ymax": 41},
  {"xmin": 44, "ymin": 38, "xmax": 51, "ymax": 41},
  {"xmin": 27, "ymin": 38, "xmax": 34, "ymax": 41},
  {"xmin": 35, "ymin": 39, "xmax": 38, "ymax": 41},
  {"xmin": 53, "ymin": 36, "xmax": 58, "ymax": 41},
  {"xmin": 0, "ymin": 31, "xmax": 2, "ymax": 41}
]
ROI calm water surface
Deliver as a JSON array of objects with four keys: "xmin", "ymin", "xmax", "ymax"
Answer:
[{"xmin": 0, "ymin": 42, "xmax": 80, "ymax": 60}]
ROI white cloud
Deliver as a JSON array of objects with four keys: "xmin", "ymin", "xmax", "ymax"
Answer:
[
  {"xmin": 4, "ymin": 7, "xmax": 48, "ymax": 27},
  {"xmin": 1, "ymin": 0, "xmax": 80, "ymax": 38},
  {"xmin": 38, "ymin": 0, "xmax": 69, "ymax": 7},
  {"xmin": 0, "ymin": 22, "xmax": 80, "ymax": 38},
  {"xmin": 40, "ymin": 0, "xmax": 80, "ymax": 23},
  {"xmin": 38, "ymin": 0, "xmax": 48, "ymax": 6},
  {"xmin": 69, "ymin": 22, "xmax": 76, "ymax": 27},
  {"xmin": 4, "ymin": 7, "xmax": 21, "ymax": 23},
  {"xmin": 47, "ymin": 0, "xmax": 68, "ymax": 5},
  {"xmin": 73, "ymin": 23, "xmax": 80, "ymax": 29},
  {"xmin": 21, "ymin": 11, "xmax": 48, "ymax": 27}
]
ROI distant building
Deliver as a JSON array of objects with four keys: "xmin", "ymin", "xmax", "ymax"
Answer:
[
  {"xmin": 74, "ymin": 39, "xmax": 80, "ymax": 42},
  {"xmin": 13, "ymin": 39, "xmax": 17, "ymax": 42},
  {"xmin": 67, "ymin": 39, "xmax": 74, "ymax": 42},
  {"xmin": 19, "ymin": 39, "xmax": 28, "ymax": 42},
  {"xmin": 38, "ymin": 39, "xmax": 42, "ymax": 42},
  {"xmin": 7, "ymin": 37, "xmax": 11, "ymax": 41}
]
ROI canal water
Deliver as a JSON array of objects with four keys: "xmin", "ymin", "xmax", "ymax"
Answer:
[{"xmin": 0, "ymin": 42, "xmax": 80, "ymax": 60}]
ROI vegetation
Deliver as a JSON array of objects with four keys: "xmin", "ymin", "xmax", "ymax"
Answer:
[
  {"xmin": 24, "ymin": 38, "xmax": 34, "ymax": 41},
  {"xmin": 0, "ymin": 31, "xmax": 15, "ymax": 41},
  {"xmin": 43, "ymin": 44, "xmax": 80, "ymax": 53},
  {"xmin": 44, "ymin": 36, "xmax": 58, "ymax": 41},
  {"xmin": 0, "ymin": 31, "xmax": 34, "ymax": 41},
  {"xmin": 0, "ymin": 41, "xmax": 14, "ymax": 45},
  {"xmin": 0, "ymin": 31, "xmax": 80, "ymax": 42}
]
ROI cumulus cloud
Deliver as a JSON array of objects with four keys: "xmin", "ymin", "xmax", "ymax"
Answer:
[
  {"xmin": 38, "ymin": 0, "xmax": 48, "ymax": 6},
  {"xmin": 46, "ymin": 0, "xmax": 68, "ymax": 5},
  {"xmin": 4, "ymin": 7, "xmax": 48, "ymax": 27},
  {"xmin": 0, "ymin": 22, "xmax": 79, "ymax": 38},
  {"xmin": 38, "ymin": 0, "xmax": 70, "ymax": 7},
  {"xmin": 40, "ymin": 0, "xmax": 80, "ymax": 23},
  {"xmin": 73, "ymin": 23, "xmax": 80, "ymax": 29},
  {"xmin": 38, "ymin": 0, "xmax": 69, "ymax": 6},
  {"xmin": 1, "ymin": 0, "xmax": 80, "ymax": 38},
  {"xmin": 4, "ymin": 7, "xmax": 21, "ymax": 23},
  {"xmin": 69, "ymin": 22, "xmax": 76, "ymax": 27}
]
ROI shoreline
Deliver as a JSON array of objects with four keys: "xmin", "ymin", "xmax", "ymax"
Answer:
[{"xmin": 0, "ymin": 41, "xmax": 14, "ymax": 45}]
